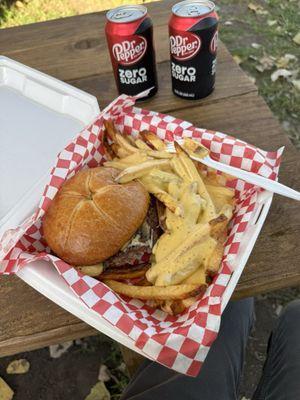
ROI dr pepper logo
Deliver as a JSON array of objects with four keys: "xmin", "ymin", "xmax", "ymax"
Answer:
[
  {"xmin": 112, "ymin": 36, "xmax": 147, "ymax": 66},
  {"xmin": 170, "ymin": 32, "xmax": 201, "ymax": 61},
  {"xmin": 210, "ymin": 31, "xmax": 218, "ymax": 54}
]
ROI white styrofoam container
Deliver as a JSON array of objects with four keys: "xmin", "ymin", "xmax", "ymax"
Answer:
[
  {"xmin": 1, "ymin": 56, "xmax": 273, "ymax": 357},
  {"xmin": 0, "ymin": 56, "xmax": 100, "ymax": 238}
]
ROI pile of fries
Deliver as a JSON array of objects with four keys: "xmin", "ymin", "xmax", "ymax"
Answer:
[{"xmin": 98, "ymin": 120, "xmax": 235, "ymax": 315}]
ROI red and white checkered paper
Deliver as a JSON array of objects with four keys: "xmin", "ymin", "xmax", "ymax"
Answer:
[{"xmin": 0, "ymin": 94, "xmax": 283, "ymax": 376}]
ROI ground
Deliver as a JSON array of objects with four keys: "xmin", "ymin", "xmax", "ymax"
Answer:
[{"xmin": 0, "ymin": 1, "xmax": 299, "ymax": 399}]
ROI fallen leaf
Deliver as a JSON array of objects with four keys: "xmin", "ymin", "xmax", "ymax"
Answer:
[
  {"xmin": 98, "ymin": 365, "xmax": 111, "ymax": 383},
  {"xmin": 292, "ymin": 80, "xmax": 300, "ymax": 91},
  {"xmin": 276, "ymin": 54, "xmax": 297, "ymax": 68},
  {"xmin": 49, "ymin": 341, "xmax": 73, "ymax": 358},
  {"xmin": 249, "ymin": 55, "xmax": 258, "ymax": 61},
  {"xmin": 117, "ymin": 362, "xmax": 128, "ymax": 375},
  {"xmin": 271, "ymin": 69, "xmax": 292, "ymax": 82},
  {"xmin": 6, "ymin": 359, "xmax": 30, "ymax": 374},
  {"xmin": 256, "ymin": 55, "xmax": 275, "ymax": 72},
  {"xmin": 85, "ymin": 382, "xmax": 110, "ymax": 400},
  {"xmin": 257, "ymin": 9, "xmax": 268, "ymax": 15},
  {"xmin": 267, "ymin": 19, "xmax": 277, "ymax": 26},
  {"xmin": 0, "ymin": 377, "xmax": 14, "ymax": 400},
  {"xmin": 224, "ymin": 20, "xmax": 233, "ymax": 26},
  {"xmin": 247, "ymin": 74, "xmax": 256, "ymax": 84},
  {"xmin": 15, "ymin": 1, "xmax": 24, "ymax": 8},
  {"xmin": 254, "ymin": 351, "xmax": 266, "ymax": 362},
  {"xmin": 275, "ymin": 304, "xmax": 283, "ymax": 316},
  {"xmin": 293, "ymin": 32, "xmax": 300, "ymax": 45},
  {"xmin": 233, "ymin": 55, "xmax": 242, "ymax": 65},
  {"xmin": 251, "ymin": 42, "xmax": 262, "ymax": 49},
  {"xmin": 248, "ymin": 2, "xmax": 268, "ymax": 14}
]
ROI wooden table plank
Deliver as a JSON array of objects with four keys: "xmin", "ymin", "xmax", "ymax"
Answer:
[
  {"xmin": 69, "ymin": 57, "xmax": 256, "ymax": 114},
  {"xmin": 0, "ymin": 0, "xmax": 299, "ymax": 358},
  {"xmin": 1, "ymin": 91, "xmax": 299, "ymax": 357},
  {"xmin": 0, "ymin": 2, "xmax": 243, "ymax": 82}
]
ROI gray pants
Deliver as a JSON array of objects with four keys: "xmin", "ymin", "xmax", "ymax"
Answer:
[{"xmin": 121, "ymin": 299, "xmax": 300, "ymax": 400}]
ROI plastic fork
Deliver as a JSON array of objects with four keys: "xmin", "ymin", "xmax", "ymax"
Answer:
[{"xmin": 165, "ymin": 139, "xmax": 300, "ymax": 201}]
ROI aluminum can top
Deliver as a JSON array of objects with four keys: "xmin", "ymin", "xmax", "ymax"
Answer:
[
  {"xmin": 106, "ymin": 5, "xmax": 147, "ymax": 23},
  {"xmin": 172, "ymin": 0, "xmax": 215, "ymax": 18}
]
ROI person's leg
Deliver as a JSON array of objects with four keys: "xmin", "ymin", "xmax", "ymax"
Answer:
[
  {"xmin": 121, "ymin": 298, "xmax": 254, "ymax": 400},
  {"xmin": 253, "ymin": 299, "xmax": 300, "ymax": 400}
]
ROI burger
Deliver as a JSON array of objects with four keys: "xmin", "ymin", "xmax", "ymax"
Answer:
[{"xmin": 43, "ymin": 166, "xmax": 160, "ymax": 274}]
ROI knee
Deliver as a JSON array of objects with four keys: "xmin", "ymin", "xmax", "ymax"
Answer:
[
  {"xmin": 223, "ymin": 298, "xmax": 255, "ymax": 331},
  {"xmin": 278, "ymin": 300, "xmax": 300, "ymax": 331}
]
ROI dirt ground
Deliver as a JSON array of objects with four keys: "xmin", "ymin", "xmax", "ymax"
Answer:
[
  {"xmin": 0, "ymin": 1, "xmax": 299, "ymax": 399},
  {"xmin": 1, "ymin": 288, "xmax": 299, "ymax": 400}
]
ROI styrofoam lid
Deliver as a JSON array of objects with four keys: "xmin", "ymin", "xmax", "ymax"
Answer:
[{"xmin": 0, "ymin": 56, "xmax": 100, "ymax": 239}]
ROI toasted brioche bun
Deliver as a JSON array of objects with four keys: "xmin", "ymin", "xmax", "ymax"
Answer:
[{"xmin": 43, "ymin": 167, "xmax": 149, "ymax": 266}]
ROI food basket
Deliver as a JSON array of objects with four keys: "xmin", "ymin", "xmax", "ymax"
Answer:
[{"xmin": 0, "ymin": 58, "xmax": 283, "ymax": 376}]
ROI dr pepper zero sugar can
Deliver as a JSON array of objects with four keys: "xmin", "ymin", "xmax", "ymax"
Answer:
[
  {"xmin": 105, "ymin": 5, "xmax": 158, "ymax": 99},
  {"xmin": 169, "ymin": 0, "xmax": 219, "ymax": 100}
]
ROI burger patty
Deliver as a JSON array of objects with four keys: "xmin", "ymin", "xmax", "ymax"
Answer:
[{"xmin": 104, "ymin": 196, "xmax": 161, "ymax": 268}]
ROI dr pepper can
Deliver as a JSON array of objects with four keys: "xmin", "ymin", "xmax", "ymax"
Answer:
[
  {"xmin": 169, "ymin": 0, "xmax": 219, "ymax": 99},
  {"xmin": 105, "ymin": 5, "xmax": 158, "ymax": 99}
]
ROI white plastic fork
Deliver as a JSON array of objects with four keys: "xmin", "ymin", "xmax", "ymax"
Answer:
[{"xmin": 166, "ymin": 139, "xmax": 300, "ymax": 201}]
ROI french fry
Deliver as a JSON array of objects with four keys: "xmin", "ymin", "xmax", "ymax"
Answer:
[
  {"xmin": 179, "ymin": 182, "xmax": 203, "ymax": 226},
  {"xmin": 183, "ymin": 267, "xmax": 206, "ymax": 285},
  {"xmin": 120, "ymin": 152, "xmax": 149, "ymax": 165},
  {"xmin": 209, "ymin": 205, "xmax": 233, "ymax": 240},
  {"xmin": 154, "ymin": 236, "xmax": 216, "ymax": 286},
  {"xmin": 102, "ymin": 132, "xmax": 114, "ymax": 161},
  {"xmin": 170, "ymin": 156, "xmax": 190, "ymax": 181},
  {"xmin": 103, "ymin": 160, "xmax": 129, "ymax": 170},
  {"xmin": 135, "ymin": 139, "xmax": 152, "ymax": 151},
  {"xmin": 115, "ymin": 133, "xmax": 139, "ymax": 154},
  {"xmin": 161, "ymin": 300, "xmax": 186, "ymax": 315},
  {"xmin": 76, "ymin": 264, "xmax": 104, "ymax": 277},
  {"xmin": 147, "ymin": 223, "xmax": 211, "ymax": 285},
  {"xmin": 104, "ymin": 119, "xmax": 118, "ymax": 142},
  {"xmin": 116, "ymin": 147, "xmax": 131, "ymax": 159},
  {"xmin": 206, "ymin": 240, "xmax": 224, "ymax": 273},
  {"xmin": 140, "ymin": 131, "xmax": 166, "ymax": 150},
  {"xmin": 182, "ymin": 138, "xmax": 209, "ymax": 159},
  {"xmin": 168, "ymin": 181, "xmax": 181, "ymax": 200},
  {"xmin": 140, "ymin": 175, "xmax": 166, "ymax": 191},
  {"xmin": 126, "ymin": 135, "xmax": 138, "ymax": 146},
  {"xmin": 99, "ymin": 264, "xmax": 149, "ymax": 280},
  {"xmin": 136, "ymin": 277, "xmax": 152, "ymax": 286},
  {"xmin": 174, "ymin": 142, "xmax": 216, "ymax": 222},
  {"xmin": 182, "ymin": 296, "xmax": 199, "ymax": 308},
  {"xmin": 206, "ymin": 184, "xmax": 235, "ymax": 212},
  {"xmin": 146, "ymin": 149, "xmax": 173, "ymax": 159},
  {"xmin": 140, "ymin": 176, "xmax": 183, "ymax": 215},
  {"xmin": 104, "ymin": 280, "xmax": 202, "ymax": 300},
  {"xmin": 148, "ymin": 170, "xmax": 181, "ymax": 185},
  {"xmin": 115, "ymin": 159, "xmax": 170, "ymax": 183}
]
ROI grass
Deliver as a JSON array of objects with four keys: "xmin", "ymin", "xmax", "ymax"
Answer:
[
  {"xmin": 217, "ymin": 0, "xmax": 300, "ymax": 147},
  {"xmin": 0, "ymin": 0, "xmax": 158, "ymax": 27}
]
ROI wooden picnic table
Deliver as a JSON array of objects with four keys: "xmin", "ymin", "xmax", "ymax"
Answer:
[{"xmin": 0, "ymin": 0, "xmax": 299, "ymax": 362}]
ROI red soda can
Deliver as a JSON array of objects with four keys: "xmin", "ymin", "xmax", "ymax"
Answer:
[
  {"xmin": 169, "ymin": 0, "xmax": 218, "ymax": 99},
  {"xmin": 105, "ymin": 5, "xmax": 158, "ymax": 99}
]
